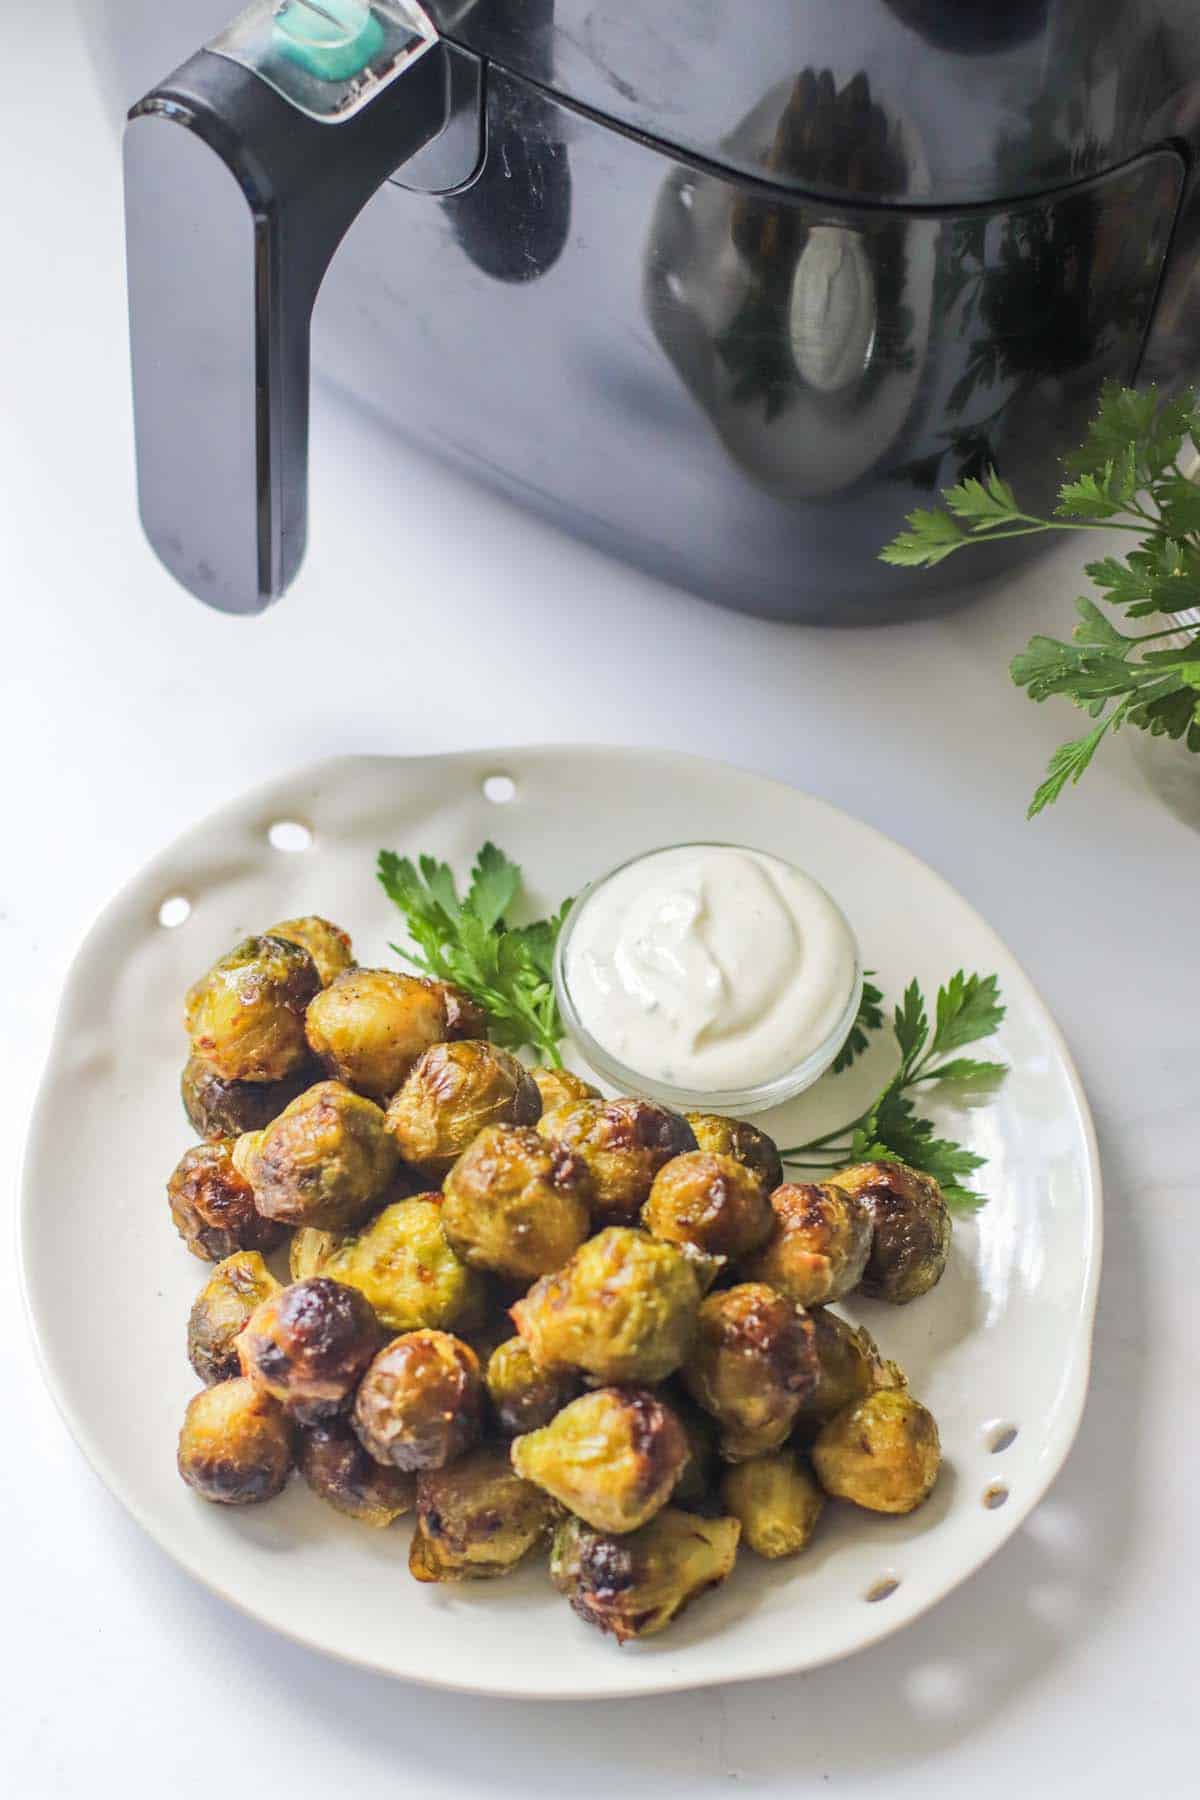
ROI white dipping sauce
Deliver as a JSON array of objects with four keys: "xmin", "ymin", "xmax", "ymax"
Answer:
[{"xmin": 562, "ymin": 846, "xmax": 858, "ymax": 1092}]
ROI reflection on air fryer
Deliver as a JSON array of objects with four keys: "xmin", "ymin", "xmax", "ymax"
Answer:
[{"xmin": 646, "ymin": 67, "xmax": 1182, "ymax": 506}]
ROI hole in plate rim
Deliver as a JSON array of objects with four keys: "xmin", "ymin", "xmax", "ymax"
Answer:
[
  {"xmin": 865, "ymin": 1575, "xmax": 900, "ymax": 1604},
  {"xmin": 481, "ymin": 773, "xmax": 517, "ymax": 805},
  {"xmin": 267, "ymin": 819, "xmax": 315, "ymax": 853},
  {"xmin": 983, "ymin": 1483, "xmax": 1010, "ymax": 1510},
  {"xmin": 986, "ymin": 1421, "xmax": 1019, "ymax": 1455},
  {"xmin": 157, "ymin": 895, "xmax": 192, "ymax": 929}
]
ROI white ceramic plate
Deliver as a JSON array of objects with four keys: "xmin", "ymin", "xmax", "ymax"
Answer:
[{"xmin": 20, "ymin": 748, "xmax": 1100, "ymax": 1700}]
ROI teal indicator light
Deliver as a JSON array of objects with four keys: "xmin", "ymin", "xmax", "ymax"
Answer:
[{"xmin": 273, "ymin": 1, "xmax": 386, "ymax": 82}]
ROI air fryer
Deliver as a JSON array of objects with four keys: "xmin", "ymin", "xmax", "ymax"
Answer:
[{"xmin": 101, "ymin": 1, "xmax": 1200, "ymax": 621}]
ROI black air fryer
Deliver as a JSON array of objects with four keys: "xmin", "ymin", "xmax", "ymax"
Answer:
[{"xmin": 107, "ymin": 1, "xmax": 1200, "ymax": 620}]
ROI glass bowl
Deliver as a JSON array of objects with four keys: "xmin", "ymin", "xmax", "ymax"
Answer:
[{"xmin": 552, "ymin": 842, "xmax": 863, "ymax": 1116}]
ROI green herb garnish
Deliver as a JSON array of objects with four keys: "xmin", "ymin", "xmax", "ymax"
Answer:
[
  {"xmin": 377, "ymin": 843, "xmax": 571, "ymax": 1065},
  {"xmin": 880, "ymin": 382, "xmax": 1200, "ymax": 816},
  {"xmin": 780, "ymin": 970, "xmax": 1007, "ymax": 1212},
  {"xmin": 830, "ymin": 972, "xmax": 883, "ymax": 1075}
]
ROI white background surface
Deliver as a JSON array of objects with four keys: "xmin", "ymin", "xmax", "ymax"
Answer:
[{"xmin": 3, "ymin": 6, "xmax": 1195, "ymax": 1795}]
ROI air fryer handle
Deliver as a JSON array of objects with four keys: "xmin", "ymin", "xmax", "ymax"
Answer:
[{"xmin": 124, "ymin": 28, "xmax": 450, "ymax": 614}]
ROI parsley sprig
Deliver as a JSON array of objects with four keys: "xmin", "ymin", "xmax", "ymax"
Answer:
[
  {"xmin": 780, "ymin": 971, "xmax": 1007, "ymax": 1212},
  {"xmin": 377, "ymin": 843, "xmax": 571, "ymax": 1065},
  {"xmin": 880, "ymin": 382, "xmax": 1200, "ymax": 815},
  {"xmin": 830, "ymin": 972, "xmax": 883, "ymax": 1075}
]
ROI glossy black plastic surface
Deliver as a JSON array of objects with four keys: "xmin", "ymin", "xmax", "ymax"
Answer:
[
  {"xmin": 427, "ymin": 0, "xmax": 1200, "ymax": 202},
  {"xmin": 313, "ymin": 68, "xmax": 1181, "ymax": 620},
  {"xmin": 124, "ymin": 38, "xmax": 463, "ymax": 612}
]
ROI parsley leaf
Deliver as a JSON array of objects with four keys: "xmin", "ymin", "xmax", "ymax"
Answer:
[
  {"xmin": 830, "ymin": 973, "xmax": 884, "ymax": 1074},
  {"xmin": 779, "ymin": 970, "xmax": 1007, "ymax": 1212},
  {"xmin": 377, "ymin": 843, "xmax": 572, "ymax": 1064},
  {"xmin": 878, "ymin": 381, "xmax": 1200, "ymax": 814}
]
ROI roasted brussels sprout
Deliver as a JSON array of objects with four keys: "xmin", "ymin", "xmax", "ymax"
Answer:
[
  {"xmin": 409, "ymin": 1446, "xmax": 558, "ymax": 1582},
  {"xmin": 289, "ymin": 1226, "xmax": 345, "ymax": 1281},
  {"xmin": 427, "ymin": 979, "xmax": 488, "ymax": 1042},
  {"xmin": 267, "ymin": 915, "xmax": 354, "ymax": 987},
  {"xmin": 829, "ymin": 1161, "xmax": 951, "ymax": 1304},
  {"xmin": 511, "ymin": 1227, "xmax": 702, "ymax": 1384},
  {"xmin": 167, "ymin": 1139, "xmax": 283, "ymax": 1262},
  {"xmin": 441, "ymin": 1124, "xmax": 592, "ymax": 1282},
  {"xmin": 243, "ymin": 1080, "xmax": 398, "ymax": 1231},
  {"xmin": 385, "ymin": 1041, "xmax": 541, "ymax": 1182},
  {"xmin": 792, "ymin": 1308, "xmax": 905, "ymax": 1437},
  {"xmin": 682, "ymin": 1282, "xmax": 818, "ymax": 1461},
  {"xmin": 352, "ymin": 1329, "xmax": 482, "ymax": 1471},
  {"xmin": 297, "ymin": 1417, "xmax": 415, "ymax": 1525},
  {"xmin": 685, "ymin": 1113, "xmax": 784, "ymax": 1194},
  {"xmin": 667, "ymin": 1387, "xmax": 721, "ymax": 1510},
  {"xmin": 642, "ymin": 1151, "xmax": 773, "ymax": 1260},
  {"xmin": 177, "ymin": 1376, "xmax": 294, "ymax": 1505},
  {"xmin": 187, "ymin": 1250, "xmax": 282, "ymax": 1385},
  {"xmin": 531, "ymin": 1067, "xmax": 601, "ymax": 1115},
  {"xmin": 551, "ymin": 1508, "xmax": 739, "ymax": 1642},
  {"xmin": 539, "ymin": 1098, "xmax": 696, "ymax": 1225},
  {"xmin": 720, "ymin": 1449, "xmax": 824, "ymax": 1557},
  {"xmin": 305, "ymin": 968, "xmax": 451, "ymax": 1102},
  {"xmin": 460, "ymin": 1305, "xmax": 521, "ymax": 1367},
  {"xmin": 511, "ymin": 1386, "xmax": 688, "ymax": 1534},
  {"xmin": 187, "ymin": 934, "xmax": 320, "ymax": 1083},
  {"xmin": 743, "ymin": 1181, "xmax": 872, "ymax": 1308},
  {"xmin": 323, "ymin": 1196, "xmax": 486, "ymax": 1333},
  {"xmin": 812, "ymin": 1389, "xmax": 941, "ymax": 1513},
  {"xmin": 181, "ymin": 1055, "xmax": 318, "ymax": 1142},
  {"xmin": 237, "ymin": 1277, "xmax": 382, "ymax": 1423},
  {"xmin": 485, "ymin": 1336, "xmax": 580, "ymax": 1436}
]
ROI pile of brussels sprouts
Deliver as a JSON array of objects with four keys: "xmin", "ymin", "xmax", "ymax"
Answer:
[{"xmin": 171, "ymin": 916, "xmax": 949, "ymax": 1644}]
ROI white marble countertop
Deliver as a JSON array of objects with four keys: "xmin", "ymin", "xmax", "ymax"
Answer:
[{"xmin": 4, "ymin": 9, "xmax": 1196, "ymax": 1796}]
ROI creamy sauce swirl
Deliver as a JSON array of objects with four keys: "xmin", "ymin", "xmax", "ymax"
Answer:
[{"xmin": 562, "ymin": 846, "xmax": 858, "ymax": 1093}]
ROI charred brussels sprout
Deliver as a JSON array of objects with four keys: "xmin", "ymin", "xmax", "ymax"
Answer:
[
  {"xmin": 531, "ymin": 1067, "xmax": 601, "ymax": 1115},
  {"xmin": 298, "ymin": 1417, "xmax": 415, "ymax": 1525},
  {"xmin": 551, "ymin": 1508, "xmax": 739, "ymax": 1642},
  {"xmin": 539, "ymin": 1098, "xmax": 696, "ymax": 1225},
  {"xmin": 237, "ymin": 1277, "xmax": 382, "ymax": 1423},
  {"xmin": 289, "ymin": 1226, "xmax": 345, "ymax": 1281},
  {"xmin": 812, "ymin": 1389, "xmax": 941, "ymax": 1513},
  {"xmin": 187, "ymin": 1251, "xmax": 281, "ymax": 1385},
  {"xmin": 234, "ymin": 1275, "xmax": 374, "ymax": 1409},
  {"xmin": 743, "ymin": 1181, "xmax": 872, "ymax": 1308},
  {"xmin": 511, "ymin": 1387, "xmax": 688, "ymax": 1534},
  {"xmin": 793, "ymin": 1309, "xmax": 905, "ymax": 1437},
  {"xmin": 305, "ymin": 968, "xmax": 450, "ymax": 1102},
  {"xmin": 323, "ymin": 1196, "xmax": 486, "ymax": 1333},
  {"xmin": 181, "ymin": 1055, "xmax": 317, "ymax": 1142},
  {"xmin": 685, "ymin": 1113, "xmax": 784, "ymax": 1194},
  {"xmin": 385, "ymin": 1041, "xmax": 541, "ymax": 1182},
  {"xmin": 167, "ymin": 1139, "xmax": 283, "ymax": 1262},
  {"xmin": 409, "ymin": 1447, "xmax": 557, "ymax": 1582},
  {"xmin": 642, "ymin": 1151, "xmax": 773, "ymax": 1260},
  {"xmin": 720, "ymin": 1449, "xmax": 824, "ymax": 1557},
  {"xmin": 511, "ymin": 1227, "xmax": 702, "ymax": 1384},
  {"xmin": 177, "ymin": 1377, "xmax": 294, "ymax": 1504},
  {"xmin": 188, "ymin": 934, "xmax": 320, "ymax": 1083},
  {"xmin": 267, "ymin": 915, "xmax": 354, "ymax": 987},
  {"xmin": 682, "ymin": 1282, "xmax": 818, "ymax": 1461},
  {"xmin": 243, "ymin": 1080, "xmax": 398, "ymax": 1231},
  {"xmin": 352, "ymin": 1329, "xmax": 482, "ymax": 1471},
  {"xmin": 829, "ymin": 1161, "xmax": 951, "ymax": 1304},
  {"xmin": 441, "ymin": 1124, "xmax": 592, "ymax": 1282},
  {"xmin": 485, "ymin": 1336, "xmax": 580, "ymax": 1437}
]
